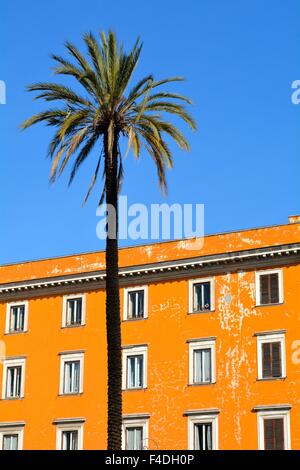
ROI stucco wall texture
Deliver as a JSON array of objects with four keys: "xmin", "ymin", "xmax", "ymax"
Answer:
[{"xmin": 0, "ymin": 220, "xmax": 299, "ymax": 449}]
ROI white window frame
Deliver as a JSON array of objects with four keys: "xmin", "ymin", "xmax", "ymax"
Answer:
[
  {"xmin": 123, "ymin": 286, "xmax": 148, "ymax": 321},
  {"xmin": 56, "ymin": 422, "xmax": 84, "ymax": 450},
  {"xmin": 257, "ymin": 409, "xmax": 291, "ymax": 450},
  {"xmin": 62, "ymin": 294, "xmax": 86, "ymax": 328},
  {"xmin": 189, "ymin": 339, "xmax": 216, "ymax": 385},
  {"xmin": 5, "ymin": 301, "xmax": 28, "ymax": 334},
  {"xmin": 59, "ymin": 353, "xmax": 84, "ymax": 395},
  {"xmin": 188, "ymin": 277, "xmax": 215, "ymax": 314},
  {"xmin": 188, "ymin": 414, "xmax": 218, "ymax": 450},
  {"xmin": 255, "ymin": 269, "xmax": 284, "ymax": 306},
  {"xmin": 0, "ymin": 426, "xmax": 24, "ymax": 450},
  {"xmin": 122, "ymin": 346, "xmax": 147, "ymax": 390},
  {"xmin": 257, "ymin": 333, "xmax": 286, "ymax": 380},
  {"xmin": 2, "ymin": 358, "xmax": 26, "ymax": 400},
  {"xmin": 122, "ymin": 418, "xmax": 149, "ymax": 450}
]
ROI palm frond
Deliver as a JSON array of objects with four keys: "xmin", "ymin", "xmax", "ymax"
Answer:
[
  {"xmin": 22, "ymin": 29, "xmax": 196, "ymax": 199},
  {"xmin": 68, "ymin": 133, "xmax": 98, "ymax": 185}
]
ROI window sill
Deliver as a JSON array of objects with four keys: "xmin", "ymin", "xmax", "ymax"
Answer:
[
  {"xmin": 188, "ymin": 382, "xmax": 216, "ymax": 387},
  {"xmin": 1, "ymin": 396, "xmax": 24, "ymax": 401},
  {"xmin": 61, "ymin": 324, "xmax": 86, "ymax": 329},
  {"xmin": 58, "ymin": 392, "xmax": 83, "ymax": 397},
  {"xmin": 257, "ymin": 377, "xmax": 287, "ymax": 382},
  {"xmin": 4, "ymin": 330, "xmax": 28, "ymax": 336},
  {"xmin": 255, "ymin": 302, "xmax": 284, "ymax": 308},
  {"xmin": 122, "ymin": 317, "xmax": 148, "ymax": 323},
  {"xmin": 122, "ymin": 387, "xmax": 148, "ymax": 392},
  {"xmin": 188, "ymin": 310, "xmax": 215, "ymax": 315}
]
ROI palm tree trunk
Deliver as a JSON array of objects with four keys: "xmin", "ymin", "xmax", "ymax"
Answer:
[{"xmin": 104, "ymin": 122, "xmax": 122, "ymax": 450}]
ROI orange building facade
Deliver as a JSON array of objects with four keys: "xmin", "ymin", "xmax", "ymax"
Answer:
[{"xmin": 0, "ymin": 217, "xmax": 299, "ymax": 450}]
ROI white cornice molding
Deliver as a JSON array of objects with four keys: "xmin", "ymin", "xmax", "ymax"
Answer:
[
  {"xmin": 252, "ymin": 404, "xmax": 291, "ymax": 412},
  {"xmin": 0, "ymin": 242, "xmax": 299, "ymax": 299}
]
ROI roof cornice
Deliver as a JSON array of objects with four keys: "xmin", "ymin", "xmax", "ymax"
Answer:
[{"xmin": 0, "ymin": 242, "xmax": 299, "ymax": 300}]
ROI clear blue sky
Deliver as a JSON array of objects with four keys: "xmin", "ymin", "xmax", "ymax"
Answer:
[{"xmin": 0, "ymin": 0, "xmax": 299, "ymax": 264}]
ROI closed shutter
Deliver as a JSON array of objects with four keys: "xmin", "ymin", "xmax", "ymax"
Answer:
[
  {"xmin": 260, "ymin": 275, "xmax": 270, "ymax": 304},
  {"xmin": 260, "ymin": 273, "xmax": 279, "ymax": 305},
  {"xmin": 262, "ymin": 343, "xmax": 271, "ymax": 378},
  {"xmin": 270, "ymin": 274, "xmax": 279, "ymax": 303},
  {"xmin": 264, "ymin": 418, "xmax": 284, "ymax": 450},
  {"xmin": 262, "ymin": 342, "xmax": 282, "ymax": 378},
  {"xmin": 271, "ymin": 342, "xmax": 282, "ymax": 377}
]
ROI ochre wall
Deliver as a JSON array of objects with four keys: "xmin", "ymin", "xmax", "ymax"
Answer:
[{"xmin": 0, "ymin": 223, "xmax": 299, "ymax": 449}]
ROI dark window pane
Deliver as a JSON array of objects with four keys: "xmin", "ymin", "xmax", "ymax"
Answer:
[
  {"xmin": 194, "ymin": 282, "xmax": 211, "ymax": 312},
  {"xmin": 10, "ymin": 305, "xmax": 25, "ymax": 332},
  {"xmin": 128, "ymin": 291, "xmax": 144, "ymax": 318},
  {"xmin": 195, "ymin": 423, "xmax": 213, "ymax": 450},
  {"xmin": 67, "ymin": 298, "xmax": 82, "ymax": 325}
]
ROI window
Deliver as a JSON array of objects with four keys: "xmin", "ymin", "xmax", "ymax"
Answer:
[
  {"xmin": 126, "ymin": 427, "xmax": 143, "ymax": 450},
  {"xmin": 62, "ymin": 430, "xmax": 78, "ymax": 450},
  {"xmin": 59, "ymin": 353, "xmax": 84, "ymax": 395},
  {"xmin": 122, "ymin": 418, "xmax": 149, "ymax": 450},
  {"xmin": 188, "ymin": 278, "xmax": 214, "ymax": 313},
  {"xmin": 5, "ymin": 301, "xmax": 28, "ymax": 334},
  {"xmin": 0, "ymin": 426, "xmax": 24, "ymax": 450},
  {"xmin": 62, "ymin": 294, "xmax": 85, "ymax": 327},
  {"xmin": 123, "ymin": 286, "xmax": 148, "ymax": 320},
  {"xmin": 55, "ymin": 421, "xmax": 84, "ymax": 450},
  {"xmin": 3, "ymin": 434, "xmax": 19, "ymax": 450},
  {"xmin": 257, "ymin": 409, "xmax": 291, "ymax": 450},
  {"xmin": 122, "ymin": 346, "xmax": 147, "ymax": 390},
  {"xmin": 188, "ymin": 414, "xmax": 218, "ymax": 450},
  {"xmin": 189, "ymin": 339, "xmax": 216, "ymax": 384},
  {"xmin": 257, "ymin": 333, "xmax": 286, "ymax": 380},
  {"xmin": 127, "ymin": 355, "xmax": 143, "ymax": 389},
  {"xmin": 2, "ymin": 358, "xmax": 26, "ymax": 399},
  {"xmin": 255, "ymin": 269, "xmax": 283, "ymax": 306}
]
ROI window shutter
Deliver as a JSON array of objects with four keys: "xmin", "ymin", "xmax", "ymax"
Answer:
[
  {"xmin": 264, "ymin": 418, "xmax": 284, "ymax": 450},
  {"xmin": 264, "ymin": 419, "xmax": 273, "ymax": 450},
  {"xmin": 270, "ymin": 273, "xmax": 279, "ymax": 303},
  {"xmin": 262, "ymin": 343, "xmax": 271, "ymax": 378},
  {"xmin": 271, "ymin": 342, "xmax": 282, "ymax": 378},
  {"xmin": 274, "ymin": 418, "xmax": 284, "ymax": 450},
  {"xmin": 260, "ymin": 275, "xmax": 269, "ymax": 304}
]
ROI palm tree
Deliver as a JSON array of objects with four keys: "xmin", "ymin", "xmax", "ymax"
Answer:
[{"xmin": 21, "ymin": 30, "xmax": 196, "ymax": 449}]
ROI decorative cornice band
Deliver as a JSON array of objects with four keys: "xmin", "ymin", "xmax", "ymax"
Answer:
[{"xmin": 0, "ymin": 242, "xmax": 299, "ymax": 300}]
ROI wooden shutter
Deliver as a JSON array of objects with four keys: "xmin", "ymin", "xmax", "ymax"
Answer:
[
  {"xmin": 260, "ymin": 273, "xmax": 279, "ymax": 305},
  {"xmin": 262, "ymin": 342, "xmax": 282, "ymax": 378},
  {"xmin": 271, "ymin": 342, "xmax": 282, "ymax": 377},
  {"xmin": 270, "ymin": 273, "xmax": 279, "ymax": 303},
  {"xmin": 260, "ymin": 275, "xmax": 270, "ymax": 304},
  {"xmin": 262, "ymin": 343, "xmax": 271, "ymax": 378},
  {"xmin": 264, "ymin": 418, "xmax": 284, "ymax": 450}
]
